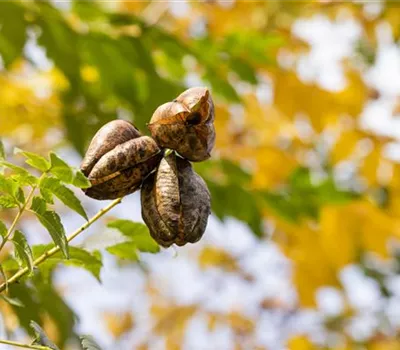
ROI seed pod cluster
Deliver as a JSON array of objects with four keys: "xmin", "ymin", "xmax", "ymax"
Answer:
[{"xmin": 81, "ymin": 87, "xmax": 215, "ymax": 247}]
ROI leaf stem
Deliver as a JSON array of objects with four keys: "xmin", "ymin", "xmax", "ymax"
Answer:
[
  {"xmin": 0, "ymin": 339, "xmax": 52, "ymax": 349},
  {"xmin": 0, "ymin": 177, "xmax": 42, "ymax": 252},
  {"xmin": 0, "ymin": 197, "xmax": 122, "ymax": 293}
]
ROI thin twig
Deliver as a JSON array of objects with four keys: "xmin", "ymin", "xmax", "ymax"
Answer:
[
  {"xmin": 0, "ymin": 339, "xmax": 52, "ymax": 349},
  {"xmin": 0, "ymin": 197, "xmax": 123, "ymax": 293},
  {"xmin": 0, "ymin": 175, "xmax": 43, "ymax": 252}
]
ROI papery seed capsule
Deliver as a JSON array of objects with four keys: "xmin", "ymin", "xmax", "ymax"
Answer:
[
  {"xmin": 148, "ymin": 87, "xmax": 216, "ymax": 162},
  {"xmin": 141, "ymin": 153, "xmax": 211, "ymax": 247},
  {"xmin": 80, "ymin": 120, "xmax": 162, "ymax": 200}
]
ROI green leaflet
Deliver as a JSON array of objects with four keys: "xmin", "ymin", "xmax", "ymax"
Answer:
[
  {"xmin": 40, "ymin": 177, "xmax": 88, "ymax": 220},
  {"xmin": 13, "ymin": 230, "xmax": 34, "ymax": 274},
  {"xmin": 32, "ymin": 245, "xmax": 102, "ymax": 282},
  {"xmin": 15, "ymin": 148, "xmax": 51, "ymax": 172}
]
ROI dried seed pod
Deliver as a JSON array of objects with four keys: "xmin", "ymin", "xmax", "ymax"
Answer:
[
  {"xmin": 81, "ymin": 120, "xmax": 163, "ymax": 200},
  {"xmin": 81, "ymin": 120, "xmax": 141, "ymax": 177},
  {"xmin": 141, "ymin": 153, "xmax": 211, "ymax": 247},
  {"xmin": 148, "ymin": 87, "xmax": 216, "ymax": 162}
]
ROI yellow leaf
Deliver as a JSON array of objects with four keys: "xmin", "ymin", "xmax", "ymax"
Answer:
[
  {"xmin": 0, "ymin": 298, "xmax": 19, "ymax": 332},
  {"xmin": 369, "ymin": 339, "xmax": 400, "ymax": 350},
  {"xmin": 272, "ymin": 70, "xmax": 367, "ymax": 131},
  {"xmin": 226, "ymin": 312, "xmax": 254, "ymax": 336},
  {"xmin": 207, "ymin": 313, "xmax": 219, "ymax": 332},
  {"xmin": 151, "ymin": 304, "xmax": 196, "ymax": 335},
  {"xmin": 103, "ymin": 311, "xmax": 134, "ymax": 338},
  {"xmin": 287, "ymin": 335, "xmax": 315, "ymax": 350},
  {"xmin": 41, "ymin": 312, "xmax": 60, "ymax": 346},
  {"xmin": 278, "ymin": 223, "xmax": 338, "ymax": 307},
  {"xmin": 198, "ymin": 246, "xmax": 238, "ymax": 272},
  {"xmin": 320, "ymin": 205, "xmax": 358, "ymax": 269}
]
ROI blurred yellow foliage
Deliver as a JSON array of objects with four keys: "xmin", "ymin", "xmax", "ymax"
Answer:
[
  {"xmin": 0, "ymin": 64, "xmax": 63, "ymax": 149},
  {"xmin": 287, "ymin": 335, "xmax": 316, "ymax": 350},
  {"xmin": 272, "ymin": 70, "xmax": 367, "ymax": 131},
  {"xmin": 103, "ymin": 311, "xmax": 134, "ymax": 338},
  {"xmin": 198, "ymin": 246, "xmax": 238, "ymax": 272}
]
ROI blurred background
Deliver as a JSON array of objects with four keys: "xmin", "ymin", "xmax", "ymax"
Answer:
[{"xmin": 1, "ymin": 0, "xmax": 400, "ymax": 349}]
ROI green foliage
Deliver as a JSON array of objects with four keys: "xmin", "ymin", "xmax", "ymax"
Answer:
[
  {"xmin": 0, "ymin": 173, "xmax": 21, "ymax": 209},
  {"xmin": 262, "ymin": 167, "xmax": 359, "ymax": 222},
  {"xmin": 31, "ymin": 196, "xmax": 47, "ymax": 214},
  {"xmin": 0, "ymin": 139, "xmax": 5, "ymax": 160},
  {"xmin": 15, "ymin": 149, "xmax": 51, "ymax": 172},
  {"xmin": 106, "ymin": 242, "xmax": 139, "ymax": 261},
  {"xmin": 49, "ymin": 152, "xmax": 74, "ymax": 183},
  {"xmin": 30, "ymin": 321, "xmax": 60, "ymax": 350},
  {"xmin": 196, "ymin": 160, "xmax": 264, "ymax": 237},
  {"xmin": 0, "ymin": 2, "xmax": 27, "ymax": 67},
  {"xmin": 0, "ymin": 294, "xmax": 24, "ymax": 307},
  {"xmin": 73, "ymin": 170, "xmax": 92, "ymax": 189},
  {"xmin": 80, "ymin": 335, "xmax": 103, "ymax": 350},
  {"xmin": 31, "ymin": 208, "xmax": 69, "ymax": 259},
  {"xmin": 0, "ymin": 160, "xmax": 38, "ymax": 186},
  {"xmin": 0, "ymin": 220, "xmax": 7, "ymax": 237},
  {"xmin": 107, "ymin": 220, "xmax": 160, "ymax": 255},
  {"xmin": 13, "ymin": 230, "xmax": 34, "ymax": 274},
  {"xmin": 40, "ymin": 177, "xmax": 88, "ymax": 220},
  {"xmin": 9, "ymin": 279, "xmax": 76, "ymax": 348},
  {"xmin": 32, "ymin": 245, "xmax": 102, "ymax": 282}
]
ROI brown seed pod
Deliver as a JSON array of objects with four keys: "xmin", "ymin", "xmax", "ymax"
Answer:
[
  {"xmin": 148, "ymin": 87, "xmax": 216, "ymax": 162},
  {"xmin": 81, "ymin": 120, "xmax": 142, "ymax": 177},
  {"xmin": 80, "ymin": 120, "xmax": 163, "ymax": 200},
  {"xmin": 141, "ymin": 153, "xmax": 211, "ymax": 247}
]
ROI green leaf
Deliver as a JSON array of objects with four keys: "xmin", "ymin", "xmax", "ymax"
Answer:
[
  {"xmin": 107, "ymin": 220, "xmax": 159, "ymax": 253},
  {"xmin": 0, "ymin": 2, "xmax": 27, "ymax": 67},
  {"xmin": 40, "ymin": 186, "xmax": 54, "ymax": 204},
  {"xmin": 0, "ymin": 139, "xmax": 5, "ymax": 160},
  {"xmin": 31, "ymin": 208, "xmax": 69, "ymax": 259},
  {"xmin": 0, "ymin": 173, "xmax": 18, "ymax": 196},
  {"xmin": 107, "ymin": 220, "xmax": 149, "ymax": 238},
  {"xmin": 0, "ymin": 160, "xmax": 31, "ymax": 176},
  {"xmin": 16, "ymin": 187, "xmax": 25, "ymax": 204},
  {"xmin": 72, "ymin": 170, "xmax": 91, "ymax": 189},
  {"xmin": 32, "ymin": 245, "xmax": 102, "ymax": 282},
  {"xmin": 30, "ymin": 320, "xmax": 60, "ymax": 350},
  {"xmin": 131, "ymin": 234, "xmax": 159, "ymax": 253},
  {"xmin": 261, "ymin": 167, "xmax": 359, "ymax": 222},
  {"xmin": 0, "ymin": 294, "xmax": 24, "ymax": 307},
  {"xmin": 8, "ymin": 279, "xmax": 75, "ymax": 348},
  {"xmin": 0, "ymin": 221, "xmax": 7, "ymax": 237},
  {"xmin": 1, "ymin": 257, "xmax": 19, "ymax": 272},
  {"xmin": 49, "ymin": 152, "xmax": 73, "ymax": 183},
  {"xmin": 0, "ymin": 162, "xmax": 37, "ymax": 186},
  {"xmin": 40, "ymin": 177, "xmax": 88, "ymax": 220},
  {"xmin": 31, "ymin": 196, "xmax": 47, "ymax": 215},
  {"xmin": 0, "ymin": 195, "xmax": 18, "ymax": 209},
  {"xmin": 15, "ymin": 148, "xmax": 51, "ymax": 172},
  {"xmin": 106, "ymin": 242, "xmax": 139, "ymax": 261},
  {"xmin": 0, "ymin": 263, "xmax": 8, "ymax": 291},
  {"xmin": 10, "ymin": 172, "xmax": 38, "ymax": 187},
  {"xmin": 13, "ymin": 230, "xmax": 34, "ymax": 274},
  {"xmin": 80, "ymin": 335, "xmax": 103, "ymax": 350},
  {"xmin": 229, "ymin": 57, "xmax": 258, "ymax": 85}
]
